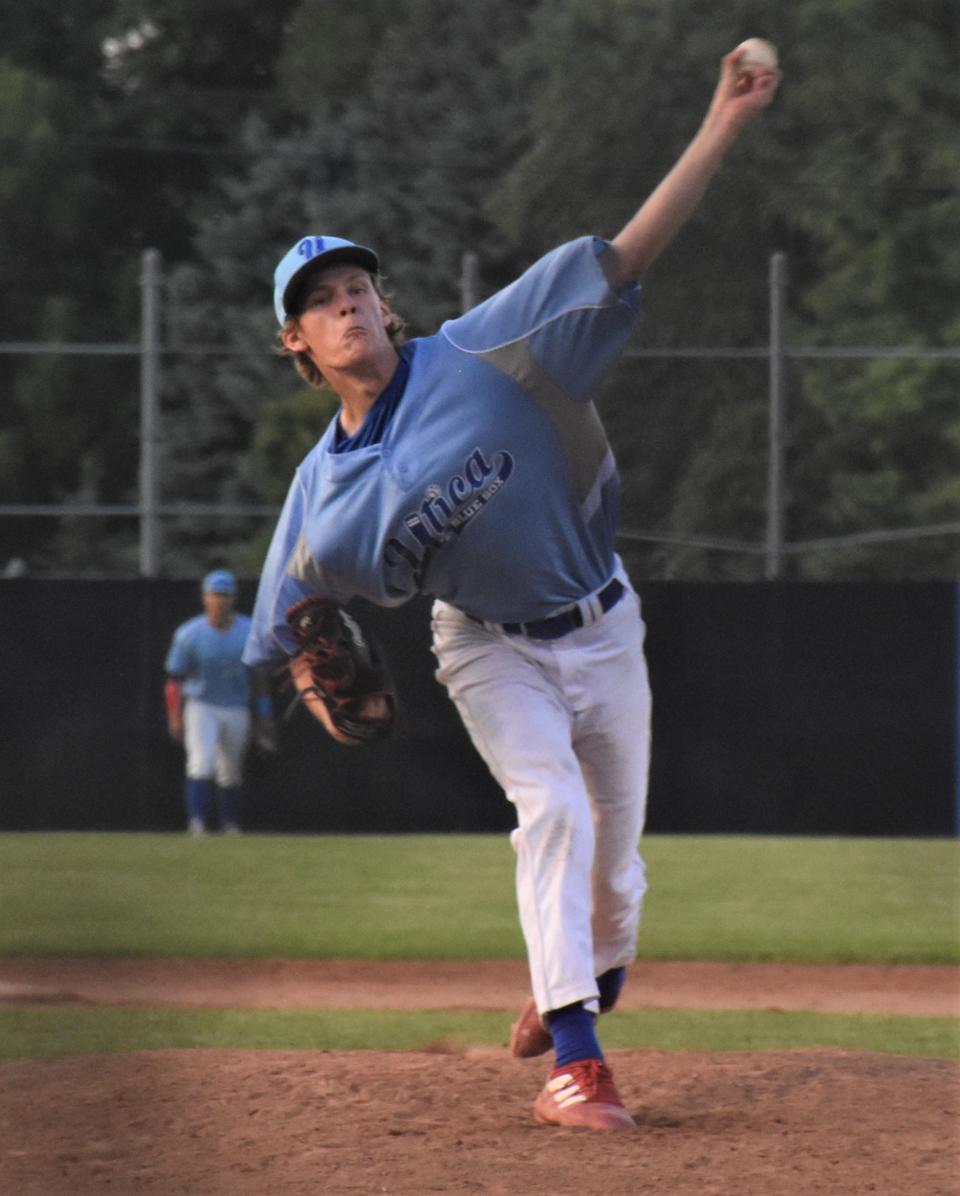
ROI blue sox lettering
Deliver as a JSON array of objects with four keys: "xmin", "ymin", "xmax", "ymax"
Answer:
[{"xmin": 384, "ymin": 447, "xmax": 514, "ymax": 578}]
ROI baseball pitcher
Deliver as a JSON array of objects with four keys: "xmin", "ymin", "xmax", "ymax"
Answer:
[{"xmin": 244, "ymin": 45, "xmax": 779, "ymax": 1128}]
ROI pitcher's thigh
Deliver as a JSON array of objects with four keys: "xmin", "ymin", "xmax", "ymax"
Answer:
[{"xmin": 451, "ymin": 663, "xmax": 586, "ymax": 820}]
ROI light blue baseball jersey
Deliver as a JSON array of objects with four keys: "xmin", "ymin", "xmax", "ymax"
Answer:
[
  {"xmin": 166, "ymin": 615, "xmax": 253, "ymax": 707},
  {"xmin": 244, "ymin": 236, "xmax": 641, "ymax": 668}
]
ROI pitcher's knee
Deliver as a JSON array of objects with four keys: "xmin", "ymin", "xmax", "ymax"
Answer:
[{"xmin": 517, "ymin": 796, "xmax": 596, "ymax": 870}]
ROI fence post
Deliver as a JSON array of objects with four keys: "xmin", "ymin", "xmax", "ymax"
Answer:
[
  {"xmin": 460, "ymin": 250, "xmax": 480, "ymax": 314},
  {"xmin": 139, "ymin": 248, "xmax": 162, "ymax": 577},
  {"xmin": 955, "ymin": 581, "xmax": 960, "ymax": 837},
  {"xmin": 765, "ymin": 251, "xmax": 788, "ymax": 580}
]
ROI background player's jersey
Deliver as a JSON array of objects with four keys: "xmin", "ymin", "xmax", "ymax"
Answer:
[
  {"xmin": 244, "ymin": 237, "xmax": 641, "ymax": 667},
  {"xmin": 166, "ymin": 615, "xmax": 253, "ymax": 707}
]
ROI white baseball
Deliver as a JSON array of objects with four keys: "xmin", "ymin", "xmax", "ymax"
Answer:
[{"xmin": 735, "ymin": 37, "xmax": 779, "ymax": 73}]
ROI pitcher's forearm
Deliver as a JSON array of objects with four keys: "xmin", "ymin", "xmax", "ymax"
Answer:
[{"xmin": 608, "ymin": 45, "xmax": 780, "ymax": 287}]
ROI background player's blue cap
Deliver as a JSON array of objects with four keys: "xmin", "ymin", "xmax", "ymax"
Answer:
[
  {"xmin": 274, "ymin": 235, "xmax": 380, "ymax": 324},
  {"xmin": 201, "ymin": 569, "xmax": 237, "ymax": 595}
]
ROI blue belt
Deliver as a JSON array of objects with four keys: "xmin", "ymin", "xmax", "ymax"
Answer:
[{"xmin": 470, "ymin": 578, "xmax": 626, "ymax": 641}]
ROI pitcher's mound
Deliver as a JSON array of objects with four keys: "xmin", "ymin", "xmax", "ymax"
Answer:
[{"xmin": 1, "ymin": 1047, "xmax": 955, "ymax": 1195}]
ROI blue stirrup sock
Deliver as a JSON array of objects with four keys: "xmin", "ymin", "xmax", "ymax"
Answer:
[
  {"xmin": 546, "ymin": 1002, "xmax": 603, "ymax": 1066},
  {"xmin": 544, "ymin": 968, "xmax": 628, "ymax": 1066},
  {"xmin": 219, "ymin": 786, "xmax": 242, "ymax": 830},
  {"xmin": 185, "ymin": 778, "xmax": 212, "ymax": 824}
]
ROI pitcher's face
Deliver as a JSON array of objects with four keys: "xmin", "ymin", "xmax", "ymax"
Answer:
[{"xmin": 281, "ymin": 265, "xmax": 394, "ymax": 374}]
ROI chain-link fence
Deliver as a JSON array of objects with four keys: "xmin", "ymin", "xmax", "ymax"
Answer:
[{"xmin": 2, "ymin": 250, "xmax": 958, "ymax": 579}]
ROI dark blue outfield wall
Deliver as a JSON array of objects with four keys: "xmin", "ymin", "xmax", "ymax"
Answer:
[{"xmin": 0, "ymin": 580, "xmax": 956, "ymax": 836}]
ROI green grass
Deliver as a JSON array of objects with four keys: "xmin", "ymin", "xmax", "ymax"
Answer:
[
  {"xmin": 0, "ymin": 833, "xmax": 522, "ymax": 958},
  {"xmin": 1, "ymin": 832, "xmax": 957, "ymax": 963},
  {"xmin": 1, "ymin": 1006, "xmax": 955, "ymax": 1065},
  {"xmin": 1, "ymin": 833, "xmax": 957, "ymax": 1063},
  {"xmin": 640, "ymin": 835, "xmax": 960, "ymax": 964}
]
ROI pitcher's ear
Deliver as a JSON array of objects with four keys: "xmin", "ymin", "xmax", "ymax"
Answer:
[{"xmin": 281, "ymin": 323, "xmax": 307, "ymax": 352}]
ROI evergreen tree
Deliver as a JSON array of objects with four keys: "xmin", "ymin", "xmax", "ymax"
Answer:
[
  {"xmin": 158, "ymin": 0, "xmax": 539, "ymax": 575},
  {"xmin": 4, "ymin": 0, "xmax": 956, "ymax": 577},
  {"xmin": 782, "ymin": 0, "xmax": 960, "ymax": 576},
  {"xmin": 487, "ymin": 0, "xmax": 797, "ymax": 579},
  {"xmin": 489, "ymin": 0, "xmax": 959, "ymax": 578},
  {"xmin": 0, "ymin": 0, "xmax": 301, "ymax": 573}
]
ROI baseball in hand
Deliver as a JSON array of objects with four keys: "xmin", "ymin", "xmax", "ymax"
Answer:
[{"xmin": 734, "ymin": 37, "xmax": 779, "ymax": 89}]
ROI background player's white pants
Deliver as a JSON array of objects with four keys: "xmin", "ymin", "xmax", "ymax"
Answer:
[
  {"xmin": 183, "ymin": 699, "xmax": 251, "ymax": 788},
  {"xmin": 431, "ymin": 578, "xmax": 651, "ymax": 1016}
]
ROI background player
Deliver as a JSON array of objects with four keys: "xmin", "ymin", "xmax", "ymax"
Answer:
[
  {"xmin": 244, "ymin": 45, "xmax": 779, "ymax": 1127},
  {"xmin": 165, "ymin": 569, "xmax": 269, "ymax": 835}
]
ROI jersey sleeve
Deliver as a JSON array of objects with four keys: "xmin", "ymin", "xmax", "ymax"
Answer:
[
  {"xmin": 439, "ymin": 236, "xmax": 641, "ymax": 401},
  {"xmin": 164, "ymin": 624, "xmax": 195, "ymax": 677},
  {"xmin": 242, "ymin": 469, "xmax": 318, "ymax": 668}
]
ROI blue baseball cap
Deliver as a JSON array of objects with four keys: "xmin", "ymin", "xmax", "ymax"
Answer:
[
  {"xmin": 201, "ymin": 569, "xmax": 237, "ymax": 595},
  {"xmin": 273, "ymin": 235, "xmax": 380, "ymax": 324}
]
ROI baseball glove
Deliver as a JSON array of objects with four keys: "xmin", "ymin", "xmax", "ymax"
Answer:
[{"xmin": 285, "ymin": 594, "xmax": 396, "ymax": 744}]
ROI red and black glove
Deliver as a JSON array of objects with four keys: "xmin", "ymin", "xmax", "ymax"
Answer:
[{"xmin": 286, "ymin": 595, "xmax": 396, "ymax": 744}]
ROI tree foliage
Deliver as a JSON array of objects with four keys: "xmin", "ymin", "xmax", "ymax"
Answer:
[
  {"xmin": 1, "ymin": 0, "xmax": 957, "ymax": 578},
  {"xmin": 153, "ymin": 0, "xmax": 540, "ymax": 574},
  {"xmin": 486, "ymin": 0, "xmax": 958, "ymax": 578},
  {"xmin": 776, "ymin": 0, "xmax": 960, "ymax": 575}
]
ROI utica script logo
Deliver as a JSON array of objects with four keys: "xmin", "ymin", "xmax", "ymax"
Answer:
[{"xmin": 383, "ymin": 446, "xmax": 514, "ymax": 583}]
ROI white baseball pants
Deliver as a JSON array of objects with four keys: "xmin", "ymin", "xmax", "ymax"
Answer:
[
  {"xmin": 431, "ymin": 575, "xmax": 651, "ymax": 1016},
  {"xmin": 183, "ymin": 699, "xmax": 251, "ymax": 788}
]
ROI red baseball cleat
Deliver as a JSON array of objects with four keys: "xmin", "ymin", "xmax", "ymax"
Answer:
[
  {"xmin": 511, "ymin": 984, "xmax": 625, "ymax": 1059},
  {"xmin": 533, "ymin": 1058, "xmax": 636, "ymax": 1130},
  {"xmin": 510, "ymin": 996, "xmax": 553, "ymax": 1058}
]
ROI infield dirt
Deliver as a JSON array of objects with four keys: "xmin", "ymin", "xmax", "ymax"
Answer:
[{"xmin": 1, "ymin": 959, "xmax": 957, "ymax": 1195}]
